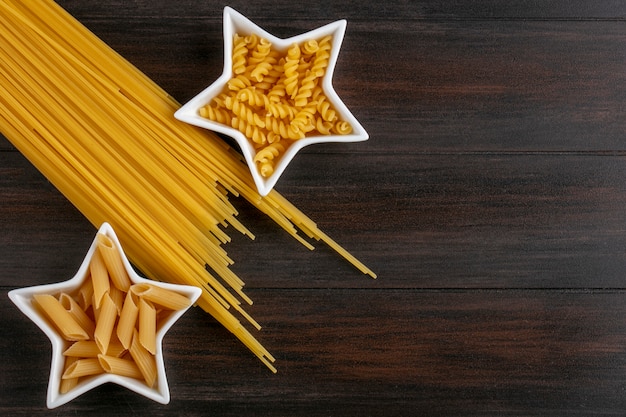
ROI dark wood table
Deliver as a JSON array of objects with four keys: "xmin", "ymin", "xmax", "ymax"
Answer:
[{"xmin": 2, "ymin": 1, "xmax": 626, "ymax": 415}]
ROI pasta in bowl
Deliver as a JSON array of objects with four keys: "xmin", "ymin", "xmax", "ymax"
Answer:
[
  {"xmin": 8, "ymin": 223, "xmax": 202, "ymax": 408},
  {"xmin": 175, "ymin": 7, "xmax": 369, "ymax": 196}
]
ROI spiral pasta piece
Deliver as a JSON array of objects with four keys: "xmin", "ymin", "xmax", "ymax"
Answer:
[
  {"xmin": 267, "ymin": 131, "xmax": 282, "ymax": 144},
  {"xmin": 248, "ymin": 39, "xmax": 275, "ymax": 82},
  {"xmin": 256, "ymin": 61, "xmax": 283, "ymax": 89},
  {"xmin": 284, "ymin": 43, "xmax": 301, "ymax": 98},
  {"xmin": 254, "ymin": 142, "xmax": 286, "ymax": 178},
  {"xmin": 301, "ymin": 39, "xmax": 319, "ymax": 56},
  {"xmin": 247, "ymin": 37, "xmax": 270, "ymax": 65},
  {"xmin": 254, "ymin": 142, "xmax": 285, "ymax": 163},
  {"xmin": 244, "ymin": 33, "xmax": 259, "ymax": 50},
  {"xmin": 250, "ymin": 59, "xmax": 274, "ymax": 83},
  {"xmin": 332, "ymin": 120, "xmax": 353, "ymax": 135},
  {"xmin": 236, "ymin": 88, "xmax": 267, "ymax": 108},
  {"xmin": 232, "ymin": 34, "xmax": 249, "ymax": 75},
  {"xmin": 225, "ymin": 96, "xmax": 265, "ymax": 129},
  {"xmin": 267, "ymin": 70, "xmax": 287, "ymax": 103},
  {"xmin": 227, "ymin": 74, "xmax": 253, "ymax": 91},
  {"xmin": 311, "ymin": 35, "xmax": 331, "ymax": 77},
  {"xmin": 231, "ymin": 117, "xmax": 267, "ymax": 145},
  {"xmin": 293, "ymin": 70, "xmax": 318, "ymax": 107},
  {"xmin": 267, "ymin": 85, "xmax": 286, "ymax": 103},
  {"xmin": 265, "ymin": 115, "xmax": 303, "ymax": 141},
  {"xmin": 290, "ymin": 101, "xmax": 318, "ymax": 133},
  {"xmin": 265, "ymin": 101, "xmax": 296, "ymax": 120},
  {"xmin": 199, "ymin": 104, "xmax": 232, "ymax": 125},
  {"xmin": 316, "ymin": 118, "xmax": 334, "ymax": 135},
  {"xmin": 211, "ymin": 92, "xmax": 231, "ymax": 109},
  {"xmin": 316, "ymin": 95, "xmax": 337, "ymax": 122}
]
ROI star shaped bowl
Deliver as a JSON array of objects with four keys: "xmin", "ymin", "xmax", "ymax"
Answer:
[
  {"xmin": 8, "ymin": 223, "xmax": 202, "ymax": 408},
  {"xmin": 175, "ymin": 7, "xmax": 369, "ymax": 196}
]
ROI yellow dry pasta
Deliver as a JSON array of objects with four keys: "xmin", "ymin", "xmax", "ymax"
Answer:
[
  {"xmin": 60, "ymin": 357, "xmax": 79, "ymax": 394},
  {"xmin": 97, "ymin": 233, "xmax": 131, "ymax": 292},
  {"xmin": 116, "ymin": 291, "xmax": 139, "ymax": 349},
  {"xmin": 311, "ymin": 35, "xmax": 332, "ymax": 77},
  {"xmin": 232, "ymin": 34, "xmax": 248, "ymax": 75},
  {"xmin": 63, "ymin": 341, "xmax": 102, "ymax": 358},
  {"xmin": 94, "ymin": 292, "xmax": 118, "ymax": 355},
  {"xmin": 0, "ymin": 0, "xmax": 375, "ymax": 374},
  {"xmin": 89, "ymin": 248, "xmax": 109, "ymax": 310},
  {"xmin": 284, "ymin": 43, "xmax": 301, "ymax": 98},
  {"xmin": 254, "ymin": 142, "xmax": 286, "ymax": 177},
  {"xmin": 199, "ymin": 32, "xmax": 354, "ymax": 178},
  {"xmin": 59, "ymin": 293, "xmax": 95, "ymax": 338},
  {"xmin": 63, "ymin": 340, "xmax": 125, "ymax": 358},
  {"xmin": 29, "ymin": 233, "xmax": 195, "ymax": 393},
  {"xmin": 131, "ymin": 283, "xmax": 193, "ymax": 311},
  {"xmin": 76, "ymin": 277, "xmax": 94, "ymax": 311},
  {"xmin": 138, "ymin": 298, "xmax": 157, "ymax": 355},
  {"xmin": 301, "ymin": 39, "xmax": 319, "ymax": 55},
  {"xmin": 108, "ymin": 284, "xmax": 125, "ymax": 315},
  {"xmin": 98, "ymin": 354, "xmax": 144, "ymax": 380},
  {"xmin": 129, "ymin": 328, "xmax": 158, "ymax": 387},
  {"xmin": 62, "ymin": 358, "xmax": 103, "ymax": 379},
  {"xmin": 33, "ymin": 294, "xmax": 90, "ymax": 341}
]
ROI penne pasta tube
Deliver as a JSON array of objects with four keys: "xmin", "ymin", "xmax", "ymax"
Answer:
[
  {"xmin": 32, "ymin": 294, "xmax": 90, "ymax": 341},
  {"xmin": 105, "ymin": 334, "xmax": 127, "ymax": 358},
  {"xmin": 109, "ymin": 285, "xmax": 125, "ymax": 315},
  {"xmin": 60, "ymin": 357, "xmax": 79, "ymax": 394},
  {"xmin": 76, "ymin": 276, "xmax": 94, "ymax": 311},
  {"xmin": 59, "ymin": 293, "xmax": 95, "ymax": 338},
  {"xmin": 62, "ymin": 358, "xmax": 103, "ymax": 379},
  {"xmin": 63, "ymin": 341, "xmax": 100, "ymax": 358},
  {"xmin": 96, "ymin": 233, "xmax": 131, "ymax": 292},
  {"xmin": 138, "ymin": 298, "xmax": 157, "ymax": 355},
  {"xmin": 94, "ymin": 293, "xmax": 118, "ymax": 355},
  {"xmin": 92, "ymin": 296, "xmax": 101, "ymax": 323},
  {"xmin": 98, "ymin": 354, "xmax": 143, "ymax": 380},
  {"xmin": 131, "ymin": 283, "xmax": 192, "ymax": 311},
  {"xmin": 89, "ymin": 248, "xmax": 109, "ymax": 309},
  {"xmin": 129, "ymin": 329, "xmax": 157, "ymax": 387},
  {"xmin": 116, "ymin": 291, "xmax": 139, "ymax": 349}
]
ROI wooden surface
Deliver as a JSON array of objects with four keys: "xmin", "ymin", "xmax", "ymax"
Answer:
[{"xmin": 2, "ymin": 1, "xmax": 626, "ymax": 415}]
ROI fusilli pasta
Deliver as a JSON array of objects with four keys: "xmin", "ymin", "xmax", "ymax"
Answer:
[{"xmin": 198, "ymin": 32, "xmax": 353, "ymax": 178}]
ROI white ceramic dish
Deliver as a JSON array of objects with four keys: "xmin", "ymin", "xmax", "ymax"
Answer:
[
  {"xmin": 8, "ymin": 222, "xmax": 202, "ymax": 408},
  {"xmin": 175, "ymin": 6, "xmax": 369, "ymax": 196}
]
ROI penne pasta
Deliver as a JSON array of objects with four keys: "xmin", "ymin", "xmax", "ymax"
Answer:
[
  {"xmin": 59, "ymin": 293, "xmax": 95, "ymax": 338},
  {"xmin": 76, "ymin": 276, "xmax": 94, "ymax": 311},
  {"xmin": 60, "ymin": 357, "xmax": 79, "ymax": 394},
  {"xmin": 108, "ymin": 285, "xmax": 125, "ymax": 315},
  {"xmin": 138, "ymin": 298, "xmax": 157, "ymax": 355},
  {"xmin": 18, "ymin": 227, "xmax": 199, "ymax": 394},
  {"xmin": 32, "ymin": 294, "xmax": 90, "ymax": 341},
  {"xmin": 63, "ymin": 340, "xmax": 100, "ymax": 358},
  {"xmin": 129, "ymin": 329, "xmax": 157, "ymax": 387},
  {"xmin": 96, "ymin": 233, "xmax": 131, "ymax": 292},
  {"xmin": 94, "ymin": 293, "xmax": 118, "ymax": 355},
  {"xmin": 98, "ymin": 354, "xmax": 143, "ymax": 380},
  {"xmin": 89, "ymin": 248, "xmax": 109, "ymax": 310},
  {"xmin": 62, "ymin": 358, "xmax": 103, "ymax": 379},
  {"xmin": 116, "ymin": 291, "xmax": 139, "ymax": 350},
  {"xmin": 105, "ymin": 335, "xmax": 127, "ymax": 358},
  {"xmin": 131, "ymin": 283, "xmax": 193, "ymax": 311}
]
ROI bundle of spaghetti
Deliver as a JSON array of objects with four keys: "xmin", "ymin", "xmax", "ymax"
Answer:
[{"xmin": 0, "ymin": 0, "xmax": 375, "ymax": 372}]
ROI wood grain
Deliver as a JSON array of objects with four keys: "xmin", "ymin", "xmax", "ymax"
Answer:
[{"xmin": 2, "ymin": 1, "xmax": 626, "ymax": 415}]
